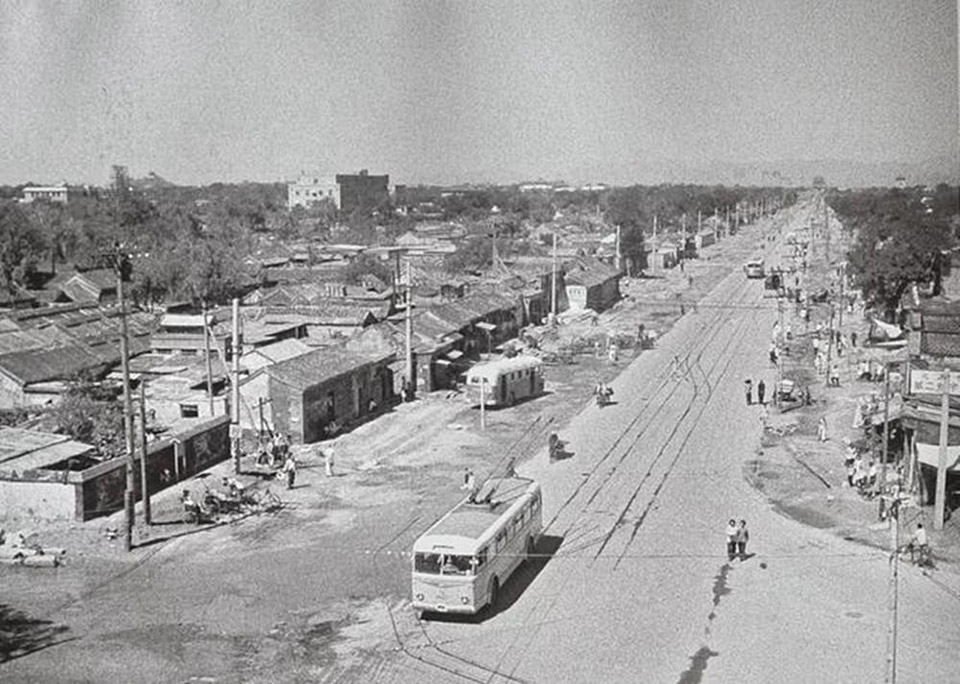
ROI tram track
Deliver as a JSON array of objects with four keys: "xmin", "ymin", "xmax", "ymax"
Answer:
[{"xmin": 487, "ymin": 276, "xmax": 763, "ymax": 682}]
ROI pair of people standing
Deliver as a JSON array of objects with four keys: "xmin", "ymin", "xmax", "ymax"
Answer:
[
  {"xmin": 744, "ymin": 379, "xmax": 767, "ymax": 406},
  {"xmin": 725, "ymin": 519, "xmax": 750, "ymax": 561}
]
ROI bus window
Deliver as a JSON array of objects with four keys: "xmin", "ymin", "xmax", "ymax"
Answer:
[
  {"xmin": 415, "ymin": 553, "xmax": 442, "ymax": 574},
  {"xmin": 477, "ymin": 547, "xmax": 488, "ymax": 567},
  {"xmin": 496, "ymin": 530, "xmax": 507, "ymax": 552},
  {"xmin": 440, "ymin": 555, "xmax": 474, "ymax": 576}
]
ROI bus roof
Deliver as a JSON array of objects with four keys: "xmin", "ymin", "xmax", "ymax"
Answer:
[
  {"xmin": 414, "ymin": 477, "xmax": 538, "ymax": 552},
  {"xmin": 466, "ymin": 355, "xmax": 542, "ymax": 381}
]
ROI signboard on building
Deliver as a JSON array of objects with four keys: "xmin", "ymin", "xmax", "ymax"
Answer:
[{"xmin": 910, "ymin": 369, "xmax": 960, "ymax": 396}]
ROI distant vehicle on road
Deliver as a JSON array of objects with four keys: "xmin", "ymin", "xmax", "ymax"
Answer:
[
  {"xmin": 744, "ymin": 259, "xmax": 766, "ymax": 279},
  {"xmin": 466, "ymin": 355, "xmax": 544, "ymax": 407},
  {"xmin": 412, "ymin": 477, "xmax": 542, "ymax": 615}
]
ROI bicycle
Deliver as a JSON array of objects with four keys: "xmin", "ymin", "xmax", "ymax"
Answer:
[{"xmin": 251, "ymin": 486, "xmax": 283, "ymax": 513}]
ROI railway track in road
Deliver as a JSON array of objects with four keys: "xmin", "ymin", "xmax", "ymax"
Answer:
[
  {"xmin": 482, "ymin": 269, "xmax": 770, "ymax": 682},
  {"xmin": 398, "ymin": 216, "xmax": 793, "ymax": 684}
]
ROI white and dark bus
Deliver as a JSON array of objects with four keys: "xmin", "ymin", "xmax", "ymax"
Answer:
[
  {"xmin": 465, "ymin": 356, "xmax": 544, "ymax": 408},
  {"xmin": 411, "ymin": 477, "xmax": 543, "ymax": 615}
]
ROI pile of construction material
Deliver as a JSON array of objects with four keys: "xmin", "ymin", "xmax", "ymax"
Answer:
[{"xmin": 0, "ymin": 529, "xmax": 66, "ymax": 567}]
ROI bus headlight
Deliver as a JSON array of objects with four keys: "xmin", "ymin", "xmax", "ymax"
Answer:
[
  {"xmin": 461, "ymin": 597, "xmax": 470, "ymax": 604},
  {"xmin": 416, "ymin": 593, "xmax": 424, "ymax": 601}
]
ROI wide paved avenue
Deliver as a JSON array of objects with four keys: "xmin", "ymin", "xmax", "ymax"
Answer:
[{"xmin": 354, "ymin": 202, "xmax": 960, "ymax": 684}]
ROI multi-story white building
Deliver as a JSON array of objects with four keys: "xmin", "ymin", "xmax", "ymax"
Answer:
[
  {"xmin": 20, "ymin": 185, "xmax": 70, "ymax": 203},
  {"xmin": 288, "ymin": 175, "xmax": 339, "ymax": 210}
]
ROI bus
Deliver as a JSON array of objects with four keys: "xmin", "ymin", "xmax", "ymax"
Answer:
[
  {"xmin": 744, "ymin": 259, "xmax": 766, "ymax": 279},
  {"xmin": 465, "ymin": 356, "xmax": 544, "ymax": 407},
  {"xmin": 411, "ymin": 477, "xmax": 543, "ymax": 615}
]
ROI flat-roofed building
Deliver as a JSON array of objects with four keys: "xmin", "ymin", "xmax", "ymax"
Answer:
[{"xmin": 288, "ymin": 174, "xmax": 339, "ymax": 210}]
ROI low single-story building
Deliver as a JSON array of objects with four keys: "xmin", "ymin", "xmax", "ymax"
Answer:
[
  {"xmin": 0, "ymin": 417, "xmax": 229, "ymax": 520},
  {"xmin": 239, "ymin": 346, "xmax": 395, "ymax": 443}
]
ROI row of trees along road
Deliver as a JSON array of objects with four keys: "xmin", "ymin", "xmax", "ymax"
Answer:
[{"xmin": 830, "ymin": 185, "xmax": 959, "ymax": 321}]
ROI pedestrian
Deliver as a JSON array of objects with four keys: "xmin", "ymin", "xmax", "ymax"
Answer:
[
  {"xmin": 461, "ymin": 468, "xmax": 479, "ymax": 501},
  {"xmin": 322, "ymin": 447, "xmax": 335, "ymax": 477},
  {"xmin": 817, "ymin": 416, "xmax": 828, "ymax": 442},
  {"xmin": 282, "ymin": 452, "xmax": 297, "ymax": 490},
  {"xmin": 908, "ymin": 523, "xmax": 928, "ymax": 564},
  {"xmin": 744, "ymin": 379, "xmax": 753, "ymax": 405},
  {"xmin": 726, "ymin": 519, "xmax": 739, "ymax": 562},
  {"xmin": 736, "ymin": 520, "xmax": 750, "ymax": 560},
  {"xmin": 757, "ymin": 380, "xmax": 766, "ymax": 405},
  {"xmin": 829, "ymin": 363, "xmax": 840, "ymax": 387},
  {"xmin": 850, "ymin": 331, "xmax": 857, "ymax": 348}
]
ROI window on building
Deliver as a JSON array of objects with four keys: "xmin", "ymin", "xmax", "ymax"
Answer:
[{"xmin": 180, "ymin": 404, "xmax": 199, "ymax": 418}]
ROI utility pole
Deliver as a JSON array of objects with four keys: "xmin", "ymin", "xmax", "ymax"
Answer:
[
  {"xmin": 111, "ymin": 164, "xmax": 137, "ymax": 552},
  {"xmin": 880, "ymin": 365, "xmax": 892, "ymax": 519},
  {"xmin": 824, "ymin": 305, "xmax": 835, "ymax": 388},
  {"xmin": 203, "ymin": 302, "xmax": 214, "ymax": 415},
  {"xmin": 138, "ymin": 380, "xmax": 151, "ymax": 525},
  {"xmin": 838, "ymin": 263, "xmax": 845, "ymax": 330},
  {"xmin": 231, "ymin": 298, "xmax": 241, "ymax": 474},
  {"xmin": 935, "ymin": 367, "xmax": 950, "ymax": 530},
  {"xmin": 776, "ymin": 296, "xmax": 784, "ymax": 406},
  {"xmin": 479, "ymin": 378, "xmax": 486, "ymax": 431},
  {"xmin": 551, "ymin": 232, "xmax": 558, "ymax": 320},
  {"xmin": 885, "ymin": 487, "xmax": 900, "ymax": 684},
  {"xmin": 405, "ymin": 258, "xmax": 414, "ymax": 398},
  {"xmin": 118, "ymin": 266, "xmax": 136, "ymax": 551},
  {"xmin": 615, "ymin": 223, "xmax": 622, "ymax": 273}
]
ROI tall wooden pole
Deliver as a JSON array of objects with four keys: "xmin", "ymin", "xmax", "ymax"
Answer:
[
  {"xmin": 118, "ymin": 266, "xmax": 136, "ymax": 551},
  {"xmin": 405, "ymin": 259, "xmax": 414, "ymax": 397},
  {"xmin": 551, "ymin": 232, "xmax": 558, "ymax": 320},
  {"xmin": 231, "ymin": 298, "xmax": 241, "ymax": 474},
  {"xmin": 880, "ymin": 365, "xmax": 891, "ymax": 516},
  {"xmin": 203, "ymin": 303, "xmax": 214, "ymax": 415},
  {"xmin": 138, "ymin": 380, "xmax": 151, "ymax": 525},
  {"xmin": 935, "ymin": 368, "xmax": 950, "ymax": 530}
]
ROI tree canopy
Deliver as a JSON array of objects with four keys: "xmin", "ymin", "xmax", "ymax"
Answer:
[{"xmin": 831, "ymin": 187, "xmax": 958, "ymax": 319}]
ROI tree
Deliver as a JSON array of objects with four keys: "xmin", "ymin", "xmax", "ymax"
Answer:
[
  {"xmin": 837, "ymin": 189, "xmax": 955, "ymax": 320},
  {"xmin": 52, "ymin": 376, "xmax": 125, "ymax": 459},
  {"xmin": 444, "ymin": 235, "xmax": 493, "ymax": 273},
  {"xmin": 0, "ymin": 203, "xmax": 46, "ymax": 292},
  {"xmin": 342, "ymin": 253, "xmax": 393, "ymax": 287}
]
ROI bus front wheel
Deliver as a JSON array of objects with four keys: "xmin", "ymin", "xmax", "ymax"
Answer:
[{"xmin": 488, "ymin": 577, "xmax": 500, "ymax": 611}]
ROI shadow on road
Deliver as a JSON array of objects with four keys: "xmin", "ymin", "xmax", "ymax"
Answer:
[{"xmin": 0, "ymin": 604, "xmax": 73, "ymax": 663}]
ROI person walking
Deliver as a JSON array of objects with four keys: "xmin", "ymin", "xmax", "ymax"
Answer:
[
  {"xmin": 829, "ymin": 363, "xmax": 841, "ymax": 387},
  {"xmin": 726, "ymin": 519, "xmax": 739, "ymax": 562},
  {"xmin": 744, "ymin": 379, "xmax": 753, "ymax": 406},
  {"xmin": 282, "ymin": 452, "xmax": 297, "ymax": 490},
  {"xmin": 736, "ymin": 520, "xmax": 750, "ymax": 560},
  {"xmin": 322, "ymin": 447, "xmax": 335, "ymax": 477},
  {"xmin": 757, "ymin": 379, "xmax": 766, "ymax": 405},
  {"xmin": 817, "ymin": 416, "xmax": 828, "ymax": 442},
  {"xmin": 850, "ymin": 331, "xmax": 857, "ymax": 348}
]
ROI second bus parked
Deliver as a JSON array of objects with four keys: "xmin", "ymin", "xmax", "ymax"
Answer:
[{"xmin": 465, "ymin": 355, "xmax": 544, "ymax": 407}]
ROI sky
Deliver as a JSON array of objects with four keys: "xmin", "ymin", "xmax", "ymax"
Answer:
[{"xmin": 1, "ymin": 0, "xmax": 957, "ymax": 187}]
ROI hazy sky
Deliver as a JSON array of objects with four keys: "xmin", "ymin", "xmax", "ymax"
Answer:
[{"xmin": 1, "ymin": 0, "xmax": 957, "ymax": 186}]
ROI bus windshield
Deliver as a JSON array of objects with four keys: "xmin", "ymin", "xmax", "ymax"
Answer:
[{"xmin": 414, "ymin": 552, "xmax": 475, "ymax": 575}]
